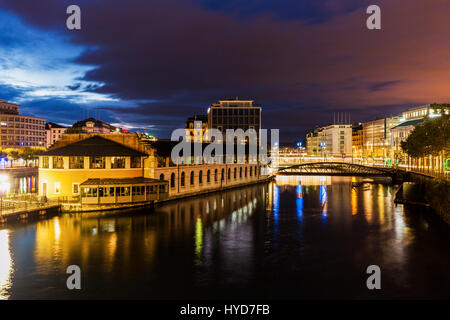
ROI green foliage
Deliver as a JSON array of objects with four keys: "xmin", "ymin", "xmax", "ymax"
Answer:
[{"xmin": 401, "ymin": 104, "xmax": 450, "ymax": 157}]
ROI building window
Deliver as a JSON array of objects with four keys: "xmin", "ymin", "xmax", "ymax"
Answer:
[
  {"xmin": 199, "ymin": 170, "xmax": 203, "ymax": 184},
  {"xmin": 130, "ymin": 156, "xmax": 141, "ymax": 168},
  {"xmin": 214, "ymin": 169, "xmax": 218, "ymax": 182},
  {"xmin": 41, "ymin": 156, "xmax": 49, "ymax": 168},
  {"xmin": 160, "ymin": 173, "xmax": 164, "ymax": 181},
  {"xmin": 54, "ymin": 182, "xmax": 60, "ymax": 194},
  {"xmin": 249, "ymin": 166, "xmax": 252, "ymax": 177},
  {"xmin": 52, "ymin": 156, "xmax": 64, "ymax": 169},
  {"xmin": 228, "ymin": 168, "xmax": 231, "ymax": 180},
  {"xmin": 170, "ymin": 173, "xmax": 175, "ymax": 188},
  {"xmin": 111, "ymin": 156, "xmax": 126, "ymax": 169},
  {"xmin": 116, "ymin": 187, "xmax": 130, "ymax": 196},
  {"xmin": 82, "ymin": 187, "xmax": 97, "ymax": 197},
  {"xmin": 181, "ymin": 172, "xmax": 185, "ymax": 187},
  {"xmin": 72, "ymin": 183, "xmax": 80, "ymax": 195},
  {"xmin": 69, "ymin": 156, "xmax": 84, "ymax": 169},
  {"xmin": 190, "ymin": 171, "xmax": 194, "ymax": 185},
  {"xmin": 239, "ymin": 167, "xmax": 242, "ymax": 178},
  {"xmin": 90, "ymin": 156, "xmax": 106, "ymax": 169},
  {"xmin": 245, "ymin": 167, "xmax": 247, "ymax": 178},
  {"xmin": 207, "ymin": 170, "xmax": 210, "ymax": 183},
  {"xmin": 234, "ymin": 168, "xmax": 237, "ymax": 179}
]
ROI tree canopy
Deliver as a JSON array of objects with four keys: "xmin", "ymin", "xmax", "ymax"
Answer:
[{"xmin": 401, "ymin": 104, "xmax": 450, "ymax": 158}]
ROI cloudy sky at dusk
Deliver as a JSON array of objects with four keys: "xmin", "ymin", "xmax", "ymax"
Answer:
[{"xmin": 0, "ymin": 0, "xmax": 449, "ymax": 142}]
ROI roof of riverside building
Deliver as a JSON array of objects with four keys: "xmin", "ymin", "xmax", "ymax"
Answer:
[
  {"xmin": 39, "ymin": 136, "xmax": 147, "ymax": 157},
  {"xmin": 391, "ymin": 118, "xmax": 424, "ymax": 129},
  {"xmin": 81, "ymin": 177, "xmax": 165, "ymax": 186}
]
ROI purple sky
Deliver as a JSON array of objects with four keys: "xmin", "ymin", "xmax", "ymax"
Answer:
[{"xmin": 1, "ymin": 0, "xmax": 449, "ymax": 142}]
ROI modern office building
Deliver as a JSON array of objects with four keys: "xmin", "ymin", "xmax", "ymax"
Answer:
[
  {"xmin": 207, "ymin": 100, "xmax": 261, "ymax": 142},
  {"xmin": 362, "ymin": 116, "xmax": 402, "ymax": 160},
  {"xmin": 0, "ymin": 99, "xmax": 46, "ymax": 148},
  {"xmin": 46, "ymin": 122, "xmax": 67, "ymax": 148}
]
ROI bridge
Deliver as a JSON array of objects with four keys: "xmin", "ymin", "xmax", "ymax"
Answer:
[{"xmin": 276, "ymin": 162, "xmax": 400, "ymax": 178}]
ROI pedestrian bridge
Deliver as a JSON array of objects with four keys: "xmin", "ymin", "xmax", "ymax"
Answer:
[{"xmin": 276, "ymin": 162, "xmax": 397, "ymax": 177}]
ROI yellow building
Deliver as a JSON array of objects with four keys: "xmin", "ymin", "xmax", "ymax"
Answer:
[{"xmin": 38, "ymin": 135, "xmax": 168, "ymax": 208}]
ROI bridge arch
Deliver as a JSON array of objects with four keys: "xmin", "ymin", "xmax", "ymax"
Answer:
[{"xmin": 277, "ymin": 162, "xmax": 393, "ymax": 177}]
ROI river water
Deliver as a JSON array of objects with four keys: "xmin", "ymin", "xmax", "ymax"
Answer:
[{"xmin": 1, "ymin": 175, "xmax": 449, "ymax": 299}]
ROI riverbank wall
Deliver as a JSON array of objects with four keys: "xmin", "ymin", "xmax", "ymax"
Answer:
[{"xmin": 395, "ymin": 175, "xmax": 450, "ymax": 224}]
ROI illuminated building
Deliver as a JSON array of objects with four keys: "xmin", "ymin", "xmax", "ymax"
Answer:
[
  {"xmin": 186, "ymin": 115, "xmax": 208, "ymax": 142},
  {"xmin": 38, "ymin": 135, "xmax": 168, "ymax": 208},
  {"xmin": 207, "ymin": 100, "xmax": 261, "ymax": 142},
  {"xmin": 45, "ymin": 122, "xmax": 67, "ymax": 148},
  {"xmin": 71, "ymin": 117, "xmax": 120, "ymax": 134},
  {"xmin": 362, "ymin": 116, "xmax": 401, "ymax": 161},
  {"xmin": 0, "ymin": 100, "xmax": 46, "ymax": 148},
  {"xmin": 352, "ymin": 123, "xmax": 363, "ymax": 159}
]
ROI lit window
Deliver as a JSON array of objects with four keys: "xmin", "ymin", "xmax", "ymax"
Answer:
[{"xmin": 54, "ymin": 182, "xmax": 61, "ymax": 194}]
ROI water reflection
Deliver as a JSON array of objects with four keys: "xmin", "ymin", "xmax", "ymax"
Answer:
[
  {"xmin": 2, "ymin": 176, "xmax": 450, "ymax": 299},
  {"xmin": 0, "ymin": 230, "xmax": 13, "ymax": 300}
]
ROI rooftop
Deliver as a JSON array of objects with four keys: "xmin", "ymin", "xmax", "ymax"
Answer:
[
  {"xmin": 81, "ymin": 177, "xmax": 164, "ymax": 186},
  {"xmin": 39, "ymin": 136, "xmax": 147, "ymax": 157},
  {"xmin": 392, "ymin": 118, "xmax": 424, "ymax": 129}
]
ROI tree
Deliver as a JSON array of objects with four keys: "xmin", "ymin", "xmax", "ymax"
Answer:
[
  {"xmin": 5, "ymin": 148, "xmax": 20, "ymax": 167},
  {"xmin": 401, "ymin": 104, "xmax": 449, "ymax": 172},
  {"xmin": 20, "ymin": 147, "xmax": 46, "ymax": 167}
]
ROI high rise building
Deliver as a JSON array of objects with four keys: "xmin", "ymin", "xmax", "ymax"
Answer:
[
  {"xmin": 207, "ymin": 100, "xmax": 261, "ymax": 142},
  {"xmin": 0, "ymin": 100, "xmax": 46, "ymax": 148}
]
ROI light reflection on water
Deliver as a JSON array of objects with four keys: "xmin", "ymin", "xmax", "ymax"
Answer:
[
  {"xmin": 0, "ymin": 230, "xmax": 13, "ymax": 300},
  {"xmin": 1, "ymin": 176, "xmax": 450, "ymax": 299}
]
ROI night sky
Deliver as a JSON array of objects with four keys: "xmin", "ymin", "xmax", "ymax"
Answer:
[{"xmin": 1, "ymin": 0, "xmax": 449, "ymax": 142}]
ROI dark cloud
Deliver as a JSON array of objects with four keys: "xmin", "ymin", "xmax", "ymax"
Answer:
[{"xmin": 1, "ymin": 0, "xmax": 449, "ymax": 141}]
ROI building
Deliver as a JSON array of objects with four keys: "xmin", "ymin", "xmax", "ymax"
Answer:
[
  {"xmin": 390, "ymin": 119, "xmax": 424, "ymax": 163},
  {"xmin": 38, "ymin": 133, "xmax": 267, "ymax": 210},
  {"xmin": 352, "ymin": 123, "xmax": 363, "ymax": 159},
  {"xmin": 362, "ymin": 116, "xmax": 401, "ymax": 161},
  {"xmin": 186, "ymin": 115, "xmax": 208, "ymax": 142},
  {"xmin": 306, "ymin": 124, "xmax": 352, "ymax": 158},
  {"xmin": 0, "ymin": 99, "xmax": 46, "ymax": 148},
  {"xmin": 320, "ymin": 124, "xmax": 352, "ymax": 158},
  {"xmin": 306, "ymin": 128, "xmax": 322, "ymax": 157},
  {"xmin": 71, "ymin": 117, "xmax": 120, "ymax": 134},
  {"xmin": 38, "ymin": 135, "xmax": 169, "ymax": 209},
  {"xmin": 45, "ymin": 122, "xmax": 67, "ymax": 148},
  {"xmin": 402, "ymin": 104, "xmax": 431, "ymax": 121},
  {"xmin": 207, "ymin": 100, "xmax": 261, "ymax": 142}
]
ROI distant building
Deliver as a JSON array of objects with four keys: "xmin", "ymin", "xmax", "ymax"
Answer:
[
  {"xmin": 402, "ymin": 104, "xmax": 431, "ymax": 121},
  {"xmin": 71, "ymin": 117, "xmax": 120, "ymax": 134},
  {"xmin": 207, "ymin": 100, "xmax": 261, "ymax": 142},
  {"xmin": 352, "ymin": 123, "xmax": 363, "ymax": 159},
  {"xmin": 0, "ymin": 99, "xmax": 46, "ymax": 148},
  {"xmin": 306, "ymin": 128, "xmax": 322, "ymax": 157},
  {"xmin": 46, "ymin": 122, "xmax": 67, "ymax": 148},
  {"xmin": 186, "ymin": 115, "xmax": 208, "ymax": 142},
  {"xmin": 320, "ymin": 124, "xmax": 352, "ymax": 158},
  {"xmin": 362, "ymin": 116, "xmax": 401, "ymax": 160}
]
